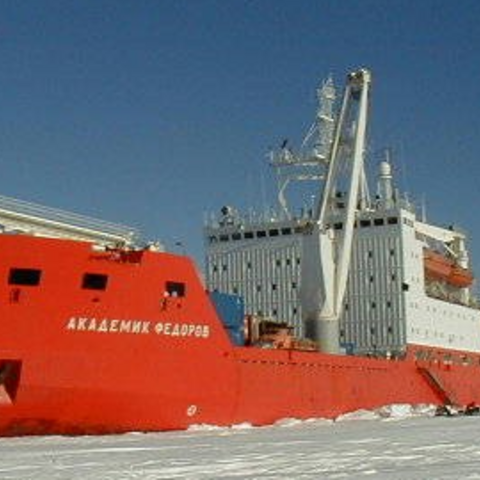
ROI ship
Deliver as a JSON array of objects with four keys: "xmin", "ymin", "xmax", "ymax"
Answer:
[{"xmin": 1, "ymin": 68, "xmax": 480, "ymax": 436}]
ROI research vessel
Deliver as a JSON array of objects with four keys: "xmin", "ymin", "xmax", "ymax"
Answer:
[{"xmin": 0, "ymin": 69, "xmax": 479, "ymax": 436}]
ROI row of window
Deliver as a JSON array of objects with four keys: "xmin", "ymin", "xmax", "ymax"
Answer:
[
  {"xmin": 413, "ymin": 349, "xmax": 478, "ymax": 366},
  {"xmin": 344, "ymin": 299, "xmax": 395, "ymax": 311},
  {"xmin": 339, "ymin": 325, "xmax": 395, "ymax": 338},
  {"xmin": 211, "ymin": 257, "xmax": 301, "ymax": 274},
  {"xmin": 209, "ymin": 216, "xmax": 400, "ymax": 244},
  {"xmin": 254, "ymin": 282, "xmax": 297, "ymax": 292},
  {"xmin": 333, "ymin": 216, "xmax": 399, "ymax": 231},
  {"xmin": 254, "ymin": 307, "xmax": 299, "ymax": 317},
  {"xmin": 8, "ymin": 268, "xmax": 108, "ymax": 290},
  {"xmin": 208, "ymin": 225, "xmax": 305, "ymax": 244},
  {"xmin": 365, "ymin": 248, "xmax": 396, "ymax": 259},
  {"xmin": 212, "ymin": 251, "xmax": 399, "ymax": 275},
  {"xmin": 7, "ymin": 268, "xmax": 186, "ymax": 296}
]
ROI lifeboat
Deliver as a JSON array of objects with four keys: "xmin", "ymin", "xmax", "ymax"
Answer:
[{"xmin": 424, "ymin": 249, "xmax": 474, "ymax": 288}]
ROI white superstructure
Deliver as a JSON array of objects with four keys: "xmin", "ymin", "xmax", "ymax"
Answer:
[
  {"xmin": 205, "ymin": 207, "xmax": 307, "ymax": 334},
  {"xmin": 204, "ymin": 69, "xmax": 480, "ymax": 356},
  {"xmin": 0, "ymin": 194, "xmax": 140, "ymax": 247}
]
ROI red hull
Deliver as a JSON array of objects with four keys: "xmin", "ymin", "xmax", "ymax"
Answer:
[{"xmin": 1, "ymin": 235, "xmax": 480, "ymax": 436}]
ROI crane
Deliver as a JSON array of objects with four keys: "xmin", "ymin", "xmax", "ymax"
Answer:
[{"xmin": 300, "ymin": 68, "xmax": 372, "ymax": 353}]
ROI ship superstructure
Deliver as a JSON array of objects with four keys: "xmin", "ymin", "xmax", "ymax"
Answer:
[
  {"xmin": 205, "ymin": 69, "xmax": 480, "ymax": 357},
  {"xmin": 204, "ymin": 77, "xmax": 337, "ymax": 336},
  {"xmin": 337, "ymin": 160, "xmax": 480, "ymax": 357},
  {"xmin": 204, "ymin": 207, "xmax": 305, "ymax": 332}
]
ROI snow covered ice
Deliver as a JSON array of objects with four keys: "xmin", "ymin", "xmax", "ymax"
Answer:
[{"xmin": 1, "ymin": 405, "xmax": 480, "ymax": 479}]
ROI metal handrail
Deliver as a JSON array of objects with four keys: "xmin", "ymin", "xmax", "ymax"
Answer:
[{"xmin": 0, "ymin": 194, "xmax": 139, "ymax": 245}]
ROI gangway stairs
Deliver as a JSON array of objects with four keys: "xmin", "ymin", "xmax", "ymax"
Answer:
[{"xmin": 418, "ymin": 366, "xmax": 458, "ymax": 407}]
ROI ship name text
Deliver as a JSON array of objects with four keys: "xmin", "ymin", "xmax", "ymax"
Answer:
[{"xmin": 66, "ymin": 316, "xmax": 210, "ymax": 339}]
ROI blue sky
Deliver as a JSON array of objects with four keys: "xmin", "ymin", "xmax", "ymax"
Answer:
[{"xmin": 0, "ymin": 0, "xmax": 480, "ymax": 274}]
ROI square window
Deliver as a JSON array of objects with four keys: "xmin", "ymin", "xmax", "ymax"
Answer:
[
  {"xmin": 9, "ymin": 268, "xmax": 42, "ymax": 286},
  {"xmin": 165, "ymin": 281, "xmax": 186, "ymax": 297},
  {"xmin": 82, "ymin": 273, "xmax": 108, "ymax": 290}
]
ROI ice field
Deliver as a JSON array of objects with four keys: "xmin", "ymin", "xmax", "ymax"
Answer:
[{"xmin": 1, "ymin": 405, "xmax": 480, "ymax": 479}]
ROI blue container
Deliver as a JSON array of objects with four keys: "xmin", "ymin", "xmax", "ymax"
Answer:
[
  {"xmin": 225, "ymin": 326, "xmax": 245, "ymax": 347},
  {"xmin": 210, "ymin": 291, "xmax": 245, "ymax": 345}
]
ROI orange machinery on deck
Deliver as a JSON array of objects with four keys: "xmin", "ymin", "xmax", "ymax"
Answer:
[{"xmin": 1, "ymin": 234, "xmax": 480, "ymax": 436}]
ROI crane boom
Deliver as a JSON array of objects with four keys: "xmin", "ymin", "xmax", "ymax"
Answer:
[{"xmin": 300, "ymin": 69, "xmax": 372, "ymax": 353}]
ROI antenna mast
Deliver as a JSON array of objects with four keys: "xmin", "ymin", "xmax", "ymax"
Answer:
[{"xmin": 269, "ymin": 77, "xmax": 336, "ymax": 218}]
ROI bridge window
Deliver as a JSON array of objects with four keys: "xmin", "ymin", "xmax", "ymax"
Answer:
[
  {"xmin": 9, "ymin": 268, "xmax": 42, "ymax": 286},
  {"xmin": 360, "ymin": 219, "xmax": 371, "ymax": 228},
  {"xmin": 82, "ymin": 273, "xmax": 108, "ymax": 290}
]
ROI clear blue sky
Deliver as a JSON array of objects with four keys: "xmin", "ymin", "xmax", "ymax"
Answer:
[{"xmin": 1, "ymin": 0, "xmax": 480, "ymax": 274}]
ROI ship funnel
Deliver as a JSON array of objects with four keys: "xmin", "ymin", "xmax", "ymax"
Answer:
[{"xmin": 377, "ymin": 154, "xmax": 395, "ymax": 209}]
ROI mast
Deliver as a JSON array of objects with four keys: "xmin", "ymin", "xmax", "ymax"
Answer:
[{"xmin": 269, "ymin": 76, "xmax": 336, "ymax": 219}]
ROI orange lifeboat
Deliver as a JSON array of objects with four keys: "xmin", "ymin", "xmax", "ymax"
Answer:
[{"xmin": 424, "ymin": 249, "xmax": 474, "ymax": 288}]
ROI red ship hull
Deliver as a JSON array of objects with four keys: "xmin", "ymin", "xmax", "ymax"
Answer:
[{"xmin": 1, "ymin": 235, "xmax": 480, "ymax": 436}]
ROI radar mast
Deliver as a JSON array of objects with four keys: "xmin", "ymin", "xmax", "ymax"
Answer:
[{"xmin": 269, "ymin": 76, "xmax": 336, "ymax": 218}]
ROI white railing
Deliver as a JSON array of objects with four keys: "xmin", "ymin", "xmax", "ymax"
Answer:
[{"xmin": 0, "ymin": 194, "xmax": 139, "ymax": 246}]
